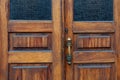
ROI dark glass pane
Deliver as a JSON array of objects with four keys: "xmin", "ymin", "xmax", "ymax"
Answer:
[
  {"xmin": 74, "ymin": 0, "xmax": 113, "ymax": 21},
  {"xmin": 10, "ymin": 0, "xmax": 52, "ymax": 20}
]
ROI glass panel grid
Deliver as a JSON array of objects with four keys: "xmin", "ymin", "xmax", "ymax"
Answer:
[
  {"xmin": 10, "ymin": 0, "xmax": 52, "ymax": 20},
  {"xmin": 74, "ymin": 0, "xmax": 113, "ymax": 21}
]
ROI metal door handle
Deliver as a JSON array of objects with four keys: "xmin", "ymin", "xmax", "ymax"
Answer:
[{"xmin": 66, "ymin": 37, "xmax": 72, "ymax": 65}]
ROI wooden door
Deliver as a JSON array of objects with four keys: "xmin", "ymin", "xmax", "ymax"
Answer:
[
  {"xmin": 64, "ymin": 0, "xmax": 120, "ymax": 80},
  {"xmin": 1, "ymin": 0, "xmax": 120, "ymax": 80},
  {"xmin": 0, "ymin": 0, "xmax": 63, "ymax": 80}
]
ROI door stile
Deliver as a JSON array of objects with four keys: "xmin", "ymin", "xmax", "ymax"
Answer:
[
  {"xmin": 113, "ymin": 0, "xmax": 119, "ymax": 80},
  {"xmin": 115, "ymin": 0, "xmax": 120, "ymax": 79},
  {"xmin": 52, "ymin": 0, "xmax": 63, "ymax": 80},
  {"xmin": 64, "ymin": 0, "xmax": 73, "ymax": 80},
  {"xmin": 62, "ymin": 0, "xmax": 65, "ymax": 79},
  {"xmin": 0, "ymin": 0, "xmax": 9, "ymax": 80}
]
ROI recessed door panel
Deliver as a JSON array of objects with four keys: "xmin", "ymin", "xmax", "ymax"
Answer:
[
  {"xmin": 9, "ymin": 64, "xmax": 52, "ymax": 80},
  {"xmin": 9, "ymin": 33, "xmax": 52, "ymax": 51},
  {"xmin": 74, "ymin": 64, "xmax": 114, "ymax": 80},
  {"xmin": 74, "ymin": 34, "xmax": 113, "ymax": 50}
]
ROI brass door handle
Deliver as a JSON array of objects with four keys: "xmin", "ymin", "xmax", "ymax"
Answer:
[{"xmin": 66, "ymin": 37, "xmax": 72, "ymax": 65}]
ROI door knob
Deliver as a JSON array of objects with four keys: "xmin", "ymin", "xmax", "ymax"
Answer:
[{"xmin": 66, "ymin": 37, "xmax": 72, "ymax": 65}]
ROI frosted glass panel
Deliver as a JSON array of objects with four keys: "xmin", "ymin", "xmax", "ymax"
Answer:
[
  {"xmin": 10, "ymin": 0, "xmax": 52, "ymax": 20},
  {"xmin": 74, "ymin": 0, "xmax": 113, "ymax": 21}
]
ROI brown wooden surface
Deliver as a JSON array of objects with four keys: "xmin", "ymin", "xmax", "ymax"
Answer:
[
  {"xmin": 9, "ymin": 64, "xmax": 52, "ymax": 80},
  {"xmin": 64, "ymin": 0, "xmax": 117, "ymax": 80},
  {"xmin": 0, "ymin": 0, "xmax": 8, "ymax": 80},
  {"xmin": 9, "ymin": 33, "xmax": 52, "ymax": 51},
  {"xmin": 74, "ymin": 34, "xmax": 113, "ymax": 50},
  {"xmin": 0, "ymin": 0, "xmax": 62, "ymax": 80},
  {"xmin": 117, "ymin": 58, "xmax": 120, "ymax": 79},
  {"xmin": 73, "ymin": 22, "xmax": 115, "ymax": 33},
  {"xmin": 1, "ymin": 0, "xmax": 120, "ymax": 80},
  {"xmin": 64, "ymin": 0, "xmax": 73, "ymax": 80},
  {"xmin": 52, "ymin": 0, "xmax": 63, "ymax": 80},
  {"xmin": 114, "ymin": 0, "xmax": 120, "ymax": 79},
  {"xmin": 8, "ymin": 20, "xmax": 53, "ymax": 32},
  {"xmin": 8, "ymin": 51, "xmax": 52, "ymax": 63},
  {"xmin": 74, "ymin": 64, "xmax": 115, "ymax": 80},
  {"xmin": 73, "ymin": 52, "xmax": 115, "ymax": 63}
]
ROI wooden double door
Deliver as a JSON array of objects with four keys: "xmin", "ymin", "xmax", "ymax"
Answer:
[{"xmin": 0, "ymin": 0, "xmax": 120, "ymax": 80}]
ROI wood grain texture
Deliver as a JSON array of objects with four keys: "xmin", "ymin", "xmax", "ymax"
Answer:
[
  {"xmin": 0, "ymin": 0, "xmax": 8, "ymax": 79},
  {"xmin": 73, "ymin": 51, "xmax": 115, "ymax": 63},
  {"xmin": 73, "ymin": 22, "xmax": 115, "ymax": 33},
  {"xmin": 61, "ymin": 0, "xmax": 65, "ymax": 79},
  {"xmin": 9, "ymin": 64, "xmax": 52, "ymax": 80},
  {"xmin": 8, "ymin": 51, "xmax": 52, "ymax": 63},
  {"xmin": 64, "ymin": 0, "xmax": 74, "ymax": 79},
  {"xmin": 117, "ymin": 58, "xmax": 120, "ymax": 79},
  {"xmin": 64, "ymin": 0, "xmax": 117, "ymax": 79},
  {"xmin": 74, "ymin": 64, "xmax": 115, "ymax": 80},
  {"xmin": 114, "ymin": 0, "xmax": 120, "ymax": 79},
  {"xmin": 74, "ymin": 34, "xmax": 113, "ymax": 50},
  {"xmin": 0, "ymin": 0, "xmax": 119, "ymax": 79},
  {"xmin": 114, "ymin": 0, "xmax": 120, "ymax": 58},
  {"xmin": 115, "ymin": 0, "xmax": 120, "ymax": 58},
  {"xmin": 8, "ymin": 20, "xmax": 53, "ymax": 32},
  {"xmin": 52, "ymin": 0, "xmax": 62, "ymax": 80},
  {"xmin": 9, "ymin": 33, "xmax": 52, "ymax": 51}
]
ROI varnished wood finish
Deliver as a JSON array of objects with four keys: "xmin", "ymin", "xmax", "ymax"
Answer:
[
  {"xmin": 64, "ymin": 0, "xmax": 73, "ymax": 80},
  {"xmin": 74, "ymin": 34, "xmax": 113, "ymax": 50},
  {"xmin": 0, "ymin": 0, "xmax": 62, "ymax": 80},
  {"xmin": 8, "ymin": 51, "xmax": 52, "ymax": 63},
  {"xmin": 114, "ymin": 0, "xmax": 120, "ymax": 79},
  {"xmin": 115, "ymin": 0, "xmax": 120, "ymax": 57},
  {"xmin": 0, "ymin": 0, "xmax": 8, "ymax": 80},
  {"xmin": 52, "ymin": 0, "xmax": 62, "ymax": 80},
  {"xmin": 73, "ymin": 51, "xmax": 115, "ymax": 63},
  {"xmin": 1, "ymin": 0, "xmax": 120, "ymax": 80},
  {"xmin": 117, "ymin": 58, "xmax": 120, "ymax": 79},
  {"xmin": 9, "ymin": 33, "xmax": 52, "ymax": 50},
  {"xmin": 74, "ymin": 64, "xmax": 114, "ymax": 80},
  {"xmin": 8, "ymin": 20, "xmax": 53, "ymax": 32},
  {"xmin": 64, "ymin": 0, "xmax": 117, "ymax": 80},
  {"xmin": 9, "ymin": 64, "xmax": 52, "ymax": 80},
  {"xmin": 73, "ymin": 22, "xmax": 115, "ymax": 33}
]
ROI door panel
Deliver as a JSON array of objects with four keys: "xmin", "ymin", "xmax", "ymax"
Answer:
[
  {"xmin": 0, "ymin": 0, "xmax": 62, "ymax": 80},
  {"xmin": 74, "ymin": 64, "xmax": 114, "ymax": 80},
  {"xmin": 73, "ymin": 34, "xmax": 113, "ymax": 50},
  {"xmin": 9, "ymin": 64, "xmax": 52, "ymax": 80},
  {"xmin": 9, "ymin": 33, "xmax": 52, "ymax": 51}
]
